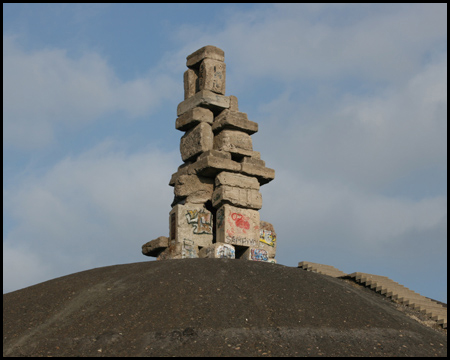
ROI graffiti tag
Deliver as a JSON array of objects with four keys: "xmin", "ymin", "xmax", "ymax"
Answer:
[
  {"xmin": 186, "ymin": 209, "xmax": 213, "ymax": 235},
  {"xmin": 260, "ymin": 229, "xmax": 276, "ymax": 247},
  {"xmin": 251, "ymin": 249, "xmax": 268, "ymax": 261}
]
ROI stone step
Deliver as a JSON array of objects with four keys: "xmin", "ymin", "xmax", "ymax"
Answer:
[
  {"xmin": 298, "ymin": 261, "xmax": 347, "ymax": 278},
  {"xmin": 346, "ymin": 272, "xmax": 447, "ymax": 328}
]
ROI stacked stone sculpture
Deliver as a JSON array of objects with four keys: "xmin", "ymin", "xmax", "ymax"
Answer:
[{"xmin": 142, "ymin": 45, "xmax": 276, "ymax": 262}]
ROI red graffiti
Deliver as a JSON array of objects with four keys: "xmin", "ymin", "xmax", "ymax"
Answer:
[{"xmin": 231, "ymin": 213, "xmax": 250, "ymax": 230}]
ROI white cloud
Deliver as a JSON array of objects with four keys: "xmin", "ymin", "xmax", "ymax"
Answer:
[
  {"xmin": 3, "ymin": 35, "xmax": 178, "ymax": 150},
  {"xmin": 172, "ymin": 4, "xmax": 446, "ymax": 89},
  {"xmin": 3, "ymin": 141, "xmax": 179, "ymax": 293}
]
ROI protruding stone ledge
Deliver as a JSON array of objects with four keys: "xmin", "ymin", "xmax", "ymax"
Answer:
[
  {"xmin": 212, "ymin": 109, "xmax": 258, "ymax": 135},
  {"xmin": 176, "ymin": 107, "xmax": 213, "ymax": 132},
  {"xmin": 177, "ymin": 90, "xmax": 230, "ymax": 117},
  {"xmin": 240, "ymin": 162, "xmax": 275, "ymax": 185},
  {"xmin": 142, "ymin": 236, "xmax": 169, "ymax": 257},
  {"xmin": 186, "ymin": 45, "xmax": 225, "ymax": 69},
  {"xmin": 193, "ymin": 152, "xmax": 241, "ymax": 178}
]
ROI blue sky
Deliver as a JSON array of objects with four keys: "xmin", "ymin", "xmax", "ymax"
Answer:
[{"xmin": 3, "ymin": 4, "xmax": 447, "ymax": 302}]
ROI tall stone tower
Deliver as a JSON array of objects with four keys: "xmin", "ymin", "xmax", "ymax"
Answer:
[{"xmin": 142, "ymin": 46, "xmax": 276, "ymax": 261}]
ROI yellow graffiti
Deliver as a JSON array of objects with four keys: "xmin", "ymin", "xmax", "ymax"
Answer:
[{"xmin": 260, "ymin": 229, "xmax": 276, "ymax": 247}]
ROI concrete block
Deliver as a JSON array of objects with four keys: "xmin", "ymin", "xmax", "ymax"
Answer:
[
  {"xmin": 168, "ymin": 151, "xmax": 237, "ymax": 187},
  {"xmin": 240, "ymin": 162, "xmax": 275, "ymax": 185},
  {"xmin": 157, "ymin": 239, "xmax": 199, "ymax": 260},
  {"xmin": 215, "ymin": 171, "xmax": 260, "ymax": 190},
  {"xmin": 180, "ymin": 122, "xmax": 214, "ymax": 162},
  {"xmin": 198, "ymin": 59, "xmax": 226, "ymax": 95},
  {"xmin": 173, "ymin": 174, "xmax": 214, "ymax": 205},
  {"xmin": 199, "ymin": 243, "xmax": 236, "ymax": 259},
  {"xmin": 169, "ymin": 203, "xmax": 213, "ymax": 248},
  {"xmin": 216, "ymin": 204, "xmax": 260, "ymax": 248},
  {"xmin": 193, "ymin": 152, "xmax": 241, "ymax": 178},
  {"xmin": 177, "ymin": 90, "xmax": 230, "ymax": 117},
  {"xmin": 259, "ymin": 221, "xmax": 277, "ymax": 258},
  {"xmin": 212, "ymin": 185, "xmax": 262, "ymax": 210},
  {"xmin": 214, "ymin": 129, "xmax": 254, "ymax": 158},
  {"xmin": 142, "ymin": 236, "xmax": 169, "ymax": 257},
  {"xmin": 176, "ymin": 107, "xmax": 213, "ymax": 132},
  {"xmin": 186, "ymin": 45, "xmax": 224, "ymax": 69},
  {"xmin": 241, "ymin": 247, "xmax": 269, "ymax": 262},
  {"xmin": 184, "ymin": 69, "xmax": 198, "ymax": 100},
  {"xmin": 229, "ymin": 95, "xmax": 239, "ymax": 111},
  {"xmin": 240, "ymin": 155, "xmax": 266, "ymax": 167},
  {"xmin": 212, "ymin": 109, "xmax": 258, "ymax": 135}
]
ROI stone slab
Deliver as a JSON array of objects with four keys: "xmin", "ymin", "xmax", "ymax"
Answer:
[
  {"xmin": 142, "ymin": 236, "xmax": 169, "ymax": 257},
  {"xmin": 240, "ymin": 162, "xmax": 275, "ymax": 185},
  {"xmin": 199, "ymin": 243, "xmax": 236, "ymax": 259},
  {"xmin": 214, "ymin": 129, "xmax": 254, "ymax": 158},
  {"xmin": 168, "ymin": 151, "xmax": 235, "ymax": 187},
  {"xmin": 241, "ymin": 247, "xmax": 269, "ymax": 262},
  {"xmin": 198, "ymin": 58, "xmax": 226, "ymax": 95},
  {"xmin": 212, "ymin": 109, "xmax": 258, "ymax": 135},
  {"xmin": 216, "ymin": 204, "xmax": 260, "ymax": 248},
  {"xmin": 169, "ymin": 204, "xmax": 213, "ymax": 248},
  {"xmin": 212, "ymin": 185, "xmax": 262, "ymax": 210},
  {"xmin": 176, "ymin": 107, "xmax": 213, "ymax": 132},
  {"xmin": 215, "ymin": 171, "xmax": 260, "ymax": 190},
  {"xmin": 186, "ymin": 45, "xmax": 224, "ymax": 69},
  {"xmin": 184, "ymin": 69, "xmax": 198, "ymax": 100},
  {"xmin": 259, "ymin": 221, "xmax": 277, "ymax": 258},
  {"xmin": 193, "ymin": 152, "xmax": 241, "ymax": 178},
  {"xmin": 240, "ymin": 155, "xmax": 266, "ymax": 167},
  {"xmin": 177, "ymin": 90, "xmax": 230, "ymax": 117},
  {"xmin": 180, "ymin": 122, "xmax": 214, "ymax": 162}
]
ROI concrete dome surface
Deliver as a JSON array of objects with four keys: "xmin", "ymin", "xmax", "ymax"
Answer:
[{"xmin": 3, "ymin": 259, "xmax": 447, "ymax": 356}]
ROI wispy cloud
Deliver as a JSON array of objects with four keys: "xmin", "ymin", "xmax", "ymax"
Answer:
[{"xmin": 3, "ymin": 35, "xmax": 178, "ymax": 150}]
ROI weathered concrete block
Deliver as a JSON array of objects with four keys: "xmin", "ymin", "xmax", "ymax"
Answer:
[
  {"xmin": 240, "ymin": 162, "xmax": 275, "ymax": 185},
  {"xmin": 180, "ymin": 122, "xmax": 214, "ymax": 162},
  {"xmin": 184, "ymin": 69, "xmax": 198, "ymax": 100},
  {"xmin": 157, "ymin": 239, "xmax": 199, "ymax": 260},
  {"xmin": 173, "ymin": 174, "xmax": 214, "ymax": 205},
  {"xmin": 199, "ymin": 243, "xmax": 236, "ymax": 259},
  {"xmin": 241, "ymin": 247, "xmax": 269, "ymax": 262},
  {"xmin": 168, "ymin": 151, "xmax": 235, "ymax": 187},
  {"xmin": 229, "ymin": 95, "xmax": 239, "ymax": 111},
  {"xmin": 169, "ymin": 204, "xmax": 213, "ymax": 248},
  {"xmin": 216, "ymin": 204, "xmax": 260, "ymax": 248},
  {"xmin": 214, "ymin": 129, "xmax": 254, "ymax": 158},
  {"xmin": 212, "ymin": 109, "xmax": 258, "ymax": 135},
  {"xmin": 240, "ymin": 155, "xmax": 266, "ymax": 167},
  {"xmin": 177, "ymin": 90, "xmax": 230, "ymax": 117},
  {"xmin": 142, "ymin": 236, "xmax": 169, "ymax": 257},
  {"xmin": 215, "ymin": 171, "xmax": 260, "ymax": 190},
  {"xmin": 259, "ymin": 221, "xmax": 277, "ymax": 258},
  {"xmin": 186, "ymin": 45, "xmax": 224, "ymax": 69},
  {"xmin": 176, "ymin": 107, "xmax": 213, "ymax": 132},
  {"xmin": 198, "ymin": 59, "xmax": 226, "ymax": 95},
  {"xmin": 193, "ymin": 151, "xmax": 241, "ymax": 178},
  {"xmin": 212, "ymin": 185, "xmax": 262, "ymax": 210}
]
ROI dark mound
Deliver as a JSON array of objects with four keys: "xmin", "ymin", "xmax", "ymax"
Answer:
[{"xmin": 3, "ymin": 259, "xmax": 447, "ymax": 357}]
